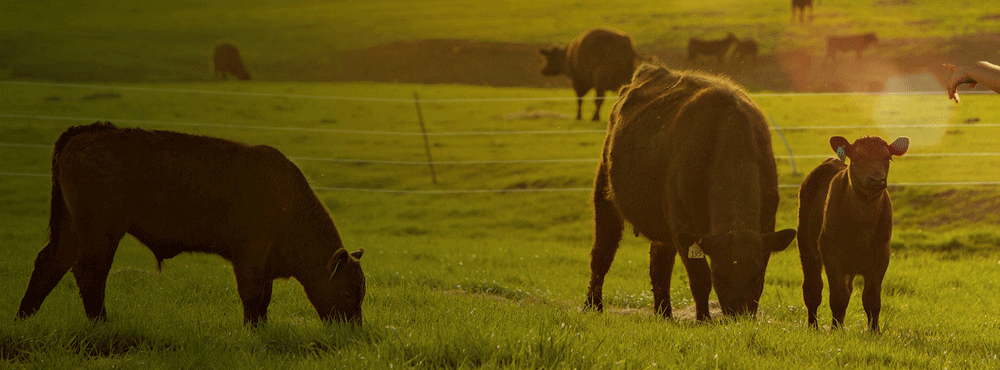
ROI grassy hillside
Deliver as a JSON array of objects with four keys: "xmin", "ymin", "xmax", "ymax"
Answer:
[
  {"xmin": 2, "ymin": 81, "xmax": 1000, "ymax": 368},
  {"xmin": 3, "ymin": 0, "xmax": 1000, "ymax": 82}
]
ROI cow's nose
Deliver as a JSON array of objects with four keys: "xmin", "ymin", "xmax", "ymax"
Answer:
[{"xmin": 869, "ymin": 175, "xmax": 887, "ymax": 189}]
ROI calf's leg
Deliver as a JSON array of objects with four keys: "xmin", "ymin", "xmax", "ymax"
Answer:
[
  {"xmin": 863, "ymin": 271, "xmax": 886, "ymax": 333},
  {"xmin": 828, "ymin": 270, "xmax": 853, "ymax": 329},
  {"xmin": 71, "ymin": 219, "xmax": 127, "ymax": 321}
]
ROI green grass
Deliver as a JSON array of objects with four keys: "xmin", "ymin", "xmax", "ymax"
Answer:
[
  {"xmin": 2, "ymin": 81, "xmax": 1000, "ymax": 368},
  {"xmin": 3, "ymin": 0, "xmax": 1000, "ymax": 82}
]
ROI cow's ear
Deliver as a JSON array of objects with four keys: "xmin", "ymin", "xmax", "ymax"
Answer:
[
  {"xmin": 328, "ymin": 249, "xmax": 349, "ymax": 272},
  {"xmin": 350, "ymin": 248, "xmax": 364, "ymax": 260},
  {"xmin": 830, "ymin": 136, "xmax": 851, "ymax": 161},
  {"xmin": 888, "ymin": 137, "xmax": 909, "ymax": 156},
  {"xmin": 762, "ymin": 229, "xmax": 797, "ymax": 253}
]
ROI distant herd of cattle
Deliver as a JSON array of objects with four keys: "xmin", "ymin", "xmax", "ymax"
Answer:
[{"xmin": 17, "ymin": 4, "xmax": 901, "ymax": 332}]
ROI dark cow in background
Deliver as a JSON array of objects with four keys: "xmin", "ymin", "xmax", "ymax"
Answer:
[
  {"xmin": 793, "ymin": 0, "xmax": 814, "ymax": 23},
  {"xmin": 732, "ymin": 38, "xmax": 759, "ymax": 65},
  {"xmin": 798, "ymin": 135, "xmax": 909, "ymax": 332},
  {"xmin": 687, "ymin": 33, "xmax": 738, "ymax": 66},
  {"xmin": 539, "ymin": 28, "xmax": 639, "ymax": 121},
  {"xmin": 586, "ymin": 64, "xmax": 796, "ymax": 319},
  {"xmin": 213, "ymin": 42, "xmax": 252, "ymax": 80},
  {"xmin": 17, "ymin": 122, "xmax": 366, "ymax": 325},
  {"xmin": 826, "ymin": 33, "xmax": 878, "ymax": 61}
]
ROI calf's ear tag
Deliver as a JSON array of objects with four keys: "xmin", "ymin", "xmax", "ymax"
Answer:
[
  {"xmin": 836, "ymin": 146, "xmax": 846, "ymax": 161},
  {"xmin": 688, "ymin": 240, "xmax": 705, "ymax": 259}
]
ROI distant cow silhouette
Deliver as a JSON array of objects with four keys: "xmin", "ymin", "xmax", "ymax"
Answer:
[
  {"xmin": 797, "ymin": 135, "xmax": 909, "ymax": 332},
  {"xmin": 539, "ymin": 28, "xmax": 639, "ymax": 121},
  {"xmin": 212, "ymin": 43, "xmax": 252, "ymax": 80},
  {"xmin": 732, "ymin": 38, "xmax": 759, "ymax": 65},
  {"xmin": 586, "ymin": 64, "xmax": 796, "ymax": 320},
  {"xmin": 792, "ymin": 0, "xmax": 814, "ymax": 23},
  {"xmin": 826, "ymin": 33, "xmax": 878, "ymax": 61},
  {"xmin": 686, "ymin": 33, "xmax": 738, "ymax": 65},
  {"xmin": 17, "ymin": 122, "xmax": 365, "ymax": 325}
]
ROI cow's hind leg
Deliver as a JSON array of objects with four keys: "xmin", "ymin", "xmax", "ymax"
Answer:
[
  {"xmin": 586, "ymin": 161, "xmax": 623, "ymax": 312},
  {"xmin": 649, "ymin": 241, "xmax": 675, "ymax": 317},
  {"xmin": 17, "ymin": 239, "xmax": 80, "ymax": 319},
  {"xmin": 798, "ymin": 229, "xmax": 823, "ymax": 327},
  {"xmin": 234, "ymin": 264, "xmax": 273, "ymax": 326},
  {"xmin": 72, "ymin": 223, "xmax": 126, "ymax": 321},
  {"xmin": 591, "ymin": 89, "xmax": 606, "ymax": 122}
]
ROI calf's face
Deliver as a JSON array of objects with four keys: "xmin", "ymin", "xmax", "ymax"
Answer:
[
  {"xmin": 831, "ymin": 136, "xmax": 909, "ymax": 198},
  {"xmin": 682, "ymin": 229, "xmax": 796, "ymax": 316},
  {"xmin": 538, "ymin": 46, "xmax": 567, "ymax": 76},
  {"xmin": 316, "ymin": 248, "xmax": 366, "ymax": 324}
]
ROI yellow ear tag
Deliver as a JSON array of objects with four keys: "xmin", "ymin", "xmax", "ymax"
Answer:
[{"xmin": 688, "ymin": 240, "xmax": 705, "ymax": 259}]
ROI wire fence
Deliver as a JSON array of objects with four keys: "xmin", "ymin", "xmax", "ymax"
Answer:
[{"xmin": 1, "ymin": 81, "xmax": 998, "ymax": 194}]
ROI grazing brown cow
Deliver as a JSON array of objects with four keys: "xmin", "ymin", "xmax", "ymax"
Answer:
[
  {"xmin": 539, "ymin": 28, "xmax": 639, "ymax": 121},
  {"xmin": 586, "ymin": 64, "xmax": 797, "ymax": 319},
  {"xmin": 686, "ymin": 33, "xmax": 738, "ymax": 66},
  {"xmin": 732, "ymin": 38, "xmax": 759, "ymax": 64},
  {"xmin": 798, "ymin": 135, "xmax": 909, "ymax": 332},
  {"xmin": 826, "ymin": 33, "xmax": 878, "ymax": 61},
  {"xmin": 213, "ymin": 43, "xmax": 252, "ymax": 80},
  {"xmin": 17, "ymin": 122, "xmax": 365, "ymax": 325},
  {"xmin": 792, "ymin": 0, "xmax": 814, "ymax": 23}
]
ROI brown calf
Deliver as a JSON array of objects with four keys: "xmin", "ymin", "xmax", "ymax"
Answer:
[
  {"xmin": 797, "ymin": 135, "xmax": 909, "ymax": 332},
  {"xmin": 826, "ymin": 33, "xmax": 878, "ymax": 61}
]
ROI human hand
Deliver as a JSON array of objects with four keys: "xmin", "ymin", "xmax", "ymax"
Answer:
[{"xmin": 943, "ymin": 63, "xmax": 978, "ymax": 103}]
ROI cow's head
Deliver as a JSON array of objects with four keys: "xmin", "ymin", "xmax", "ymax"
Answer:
[
  {"xmin": 831, "ymin": 136, "xmax": 908, "ymax": 199},
  {"xmin": 679, "ymin": 228, "xmax": 796, "ymax": 316},
  {"xmin": 314, "ymin": 248, "xmax": 365, "ymax": 325},
  {"xmin": 538, "ymin": 46, "xmax": 567, "ymax": 76}
]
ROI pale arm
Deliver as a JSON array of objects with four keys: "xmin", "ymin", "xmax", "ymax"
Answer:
[{"xmin": 943, "ymin": 61, "xmax": 1000, "ymax": 103}]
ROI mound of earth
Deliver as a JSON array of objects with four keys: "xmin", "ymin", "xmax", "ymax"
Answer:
[{"xmin": 330, "ymin": 34, "xmax": 1000, "ymax": 93}]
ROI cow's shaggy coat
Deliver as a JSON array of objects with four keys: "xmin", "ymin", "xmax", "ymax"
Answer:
[
  {"xmin": 17, "ymin": 122, "xmax": 365, "ymax": 325},
  {"xmin": 213, "ymin": 43, "xmax": 252, "ymax": 80},
  {"xmin": 797, "ymin": 135, "xmax": 908, "ymax": 332},
  {"xmin": 586, "ymin": 64, "xmax": 796, "ymax": 319},
  {"xmin": 539, "ymin": 28, "xmax": 639, "ymax": 121}
]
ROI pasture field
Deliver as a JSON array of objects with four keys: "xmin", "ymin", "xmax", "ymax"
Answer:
[{"xmin": 2, "ymin": 81, "xmax": 1000, "ymax": 368}]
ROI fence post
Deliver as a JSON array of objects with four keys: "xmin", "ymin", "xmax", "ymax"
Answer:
[
  {"xmin": 769, "ymin": 116, "xmax": 798, "ymax": 176},
  {"xmin": 413, "ymin": 92, "xmax": 438, "ymax": 184}
]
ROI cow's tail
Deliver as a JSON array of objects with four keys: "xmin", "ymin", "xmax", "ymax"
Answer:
[{"xmin": 48, "ymin": 122, "xmax": 117, "ymax": 246}]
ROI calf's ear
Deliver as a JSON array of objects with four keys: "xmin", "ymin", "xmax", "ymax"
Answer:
[
  {"xmin": 829, "ymin": 136, "xmax": 851, "ymax": 161},
  {"xmin": 888, "ymin": 137, "xmax": 909, "ymax": 156},
  {"xmin": 762, "ymin": 229, "xmax": 797, "ymax": 252}
]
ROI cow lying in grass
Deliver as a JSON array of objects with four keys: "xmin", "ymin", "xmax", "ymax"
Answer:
[
  {"xmin": 17, "ymin": 122, "xmax": 365, "ymax": 325},
  {"xmin": 686, "ymin": 33, "xmax": 738, "ymax": 66},
  {"xmin": 586, "ymin": 64, "xmax": 796, "ymax": 320},
  {"xmin": 797, "ymin": 135, "xmax": 909, "ymax": 332},
  {"xmin": 539, "ymin": 28, "xmax": 639, "ymax": 121},
  {"xmin": 826, "ymin": 33, "xmax": 878, "ymax": 61}
]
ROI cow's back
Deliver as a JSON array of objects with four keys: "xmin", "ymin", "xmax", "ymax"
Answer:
[
  {"xmin": 606, "ymin": 65, "xmax": 776, "ymax": 240},
  {"xmin": 566, "ymin": 29, "xmax": 637, "ymax": 91},
  {"xmin": 56, "ymin": 128, "xmax": 310, "ymax": 259}
]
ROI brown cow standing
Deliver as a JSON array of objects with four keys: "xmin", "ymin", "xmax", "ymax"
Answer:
[
  {"xmin": 539, "ymin": 28, "xmax": 639, "ymax": 121},
  {"xmin": 17, "ymin": 122, "xmax": 365, "ymax": 325},
  {"xmin": 586, "ymin": 64, "xmax": 797, "ymax": 319},
  {"xmin": 792, "ymin": 0, "xmax": 814, "ymax": 23},
  {"xmin": 686, "ymin": 33, "xmax": 738, "ymax": 66},
  {"xmin": 213, "ymin": 43, "xmax": 252, "ymax": 80},
  {"xmin": 797, "ymin": 135, "xmax": 909, "ymax": 332}
]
